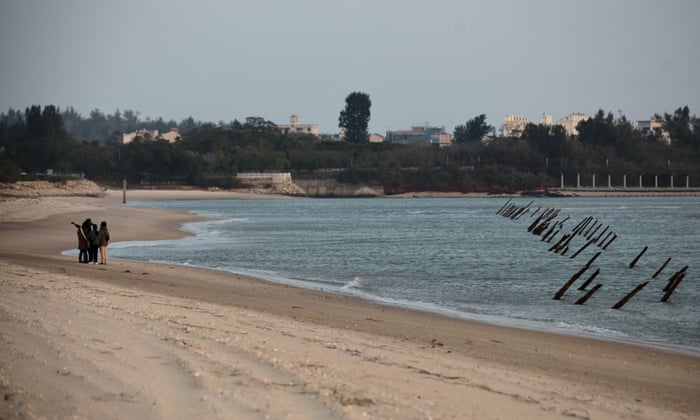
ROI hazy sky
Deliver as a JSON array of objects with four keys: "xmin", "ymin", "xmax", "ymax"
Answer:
[{"xmin": 1, "ymin": 0, "xmax": 699, "ymax": 134}]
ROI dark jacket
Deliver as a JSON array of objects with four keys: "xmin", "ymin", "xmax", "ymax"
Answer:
[
  {"xmin": 98, "ymin": 227, "xmax": 110, "ymax": 246},
  {"xmin": 87, "ymin": 228, "xmax": 99, "ymax": 247},
  {"xmin": 73, "ymin": 223, "xmax": 89, "ymax": 249}
]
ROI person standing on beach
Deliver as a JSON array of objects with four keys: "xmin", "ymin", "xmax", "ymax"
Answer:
[
  {"xmin": 98, "ymin": 221, "xmax": 110, "ymax": 265},
  {"xmin": 87, "ymin": 223, "xmax": 99, "ymax": 264},
  {"xmin": 70, "ymin": 220, "xmax": 90, "ymax": 263}
]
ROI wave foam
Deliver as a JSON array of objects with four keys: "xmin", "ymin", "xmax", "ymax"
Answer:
[{"xmin": 343, "ymin": 276, "xmax": 363, "ymax": 289}]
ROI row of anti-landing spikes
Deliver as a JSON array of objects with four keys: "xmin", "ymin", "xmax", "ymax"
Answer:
[{"xmin": 496, "ymin": 200, "xmax": 689, "ymax": 308}]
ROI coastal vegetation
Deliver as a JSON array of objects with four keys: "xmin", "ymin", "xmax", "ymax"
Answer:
[{"xmin": 0, "ymin": 103, "xmax": 698, "ymax": 194}]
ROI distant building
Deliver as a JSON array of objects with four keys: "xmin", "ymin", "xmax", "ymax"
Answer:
[
  {"xmin": 556, "ymin": 112, "xmax": 589, "ymax": 137},
  {"xmin": 385, "ymin": 125, "xmax": 452, "ymax": 147},
  {"xmin": 122, "ymin": 129, "xmax": 159, "ymax": 144},
  {"xmin": 501, "ymin": 115, "xmax": 529, "ymax": 138},
  {"xmin": 122, "ymin": 128, "xmax": 181, "ymax": 144},
  {"xmin": 369, "ymin": 133, "xmax": 385, "ymax": 143},
  {"xmin": 277, "ymin": 115, "xmax": 319, "ymax": 136},
  {"xmin": 540, "ymin": 112, "xmax": 553, "ymax": 126},
  {"xmin": 159, "ymin": 128, "xmax": 181, "ymax": 143},
  {"xmin": 319, "ymin": 132, "xmax": 343, "ymax": 142},
  {"xmin": 637, "ymin": 118, "xmax": 671, "ymax": 144}
]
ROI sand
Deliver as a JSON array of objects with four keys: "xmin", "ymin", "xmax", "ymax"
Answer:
[{"xmin": 0, "ymin": 188, "xmax": 698, "ymax": 419}]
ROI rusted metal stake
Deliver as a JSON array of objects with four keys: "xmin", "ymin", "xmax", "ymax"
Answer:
[
  {"xmin": 573, "ymin": 217, "xmax": 592, "ymax": 236},
  {"xmin": 629, "ymin": 246, "xmax": 648, "ymax": 268},
  {"xmin": 602, "ymin": 234, "xmax": 617, "ymax": 250},
  {"xmin": 554, "ymin": 266, "xmax": 589, "ymax": 300},
  {"xmin": 593, "ymin": 225, "xmax": 610, "ymax": 243},
  {"xmin": 528, "ymin": 212, "xmax": 546, "ymax": 232},
  {"xmin": 663, "ymin": 266, "xmax": 688, "ymax": 292},
  {"xmin": 578, "ymin": 267, "xmax": 601, "ymax": 291},
  {"xmin": 549, "ymin": 234, "xmax": 569, "ymax": 252},
  {"xmin": 584, "ymin": 251, "xmax": 602, "ymax": 269},
  {"xmin": 575, "ymin": 284, "xmax": 603, "ymax": 305},
  {"xmin": 541, "ymin": 224, "xmax": 557, "ymax": 241},
  {"xmin": 652, "ymin": 258, "xmax": 672, "ymax": 279},
  {"xmin": 597, "ymin": 230, "xmax": 614, "ymax": 247},
  {"xmin": 612, "ymin": 281, "xmax": 649, "ymax": 309},
  {"xmin": 586, "ymin": 222, "xmax": 602, "ymax": 240},
  {"xmin": 570, "ymin": 238, "xmax": 596, "ymax": 259},
  {"xmin": 497, "ymin": 199, "xmax": 512, "ymax": 215},
  {"xmin": 661, "ymin": 273, "xmax": 687, "ymax": 302}
]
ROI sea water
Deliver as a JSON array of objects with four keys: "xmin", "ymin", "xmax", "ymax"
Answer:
[{"xmin": 107, "ymin": 196, "xmax": 700, "ymax": 354}]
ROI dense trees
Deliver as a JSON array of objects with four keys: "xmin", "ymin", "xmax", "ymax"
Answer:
[
  {"xmin": 1, "ymin": 104, "xmax": 699, "ymax": 193},
  {"xmin": 454, "ymin": 114, "xmax": 493, "ymax": 143},
  {"xmin": 0, "ymin": 105, "xmax": 76, "ymax": 174},
  {"xmin": 61, "ymin": 107, "xmax": 200, "ymax": 142},
  {"xmin": 662, "ymin": 106, "xmax": 700, "ymax": 148},
  {"xmin": 338, "ymin": 92, "xmax": 371, "ymax": 143}
]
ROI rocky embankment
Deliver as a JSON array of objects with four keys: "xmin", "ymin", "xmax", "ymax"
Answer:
[{"xmin": 0, "ymin": 180, "xmax": 107, "ymax": 198}]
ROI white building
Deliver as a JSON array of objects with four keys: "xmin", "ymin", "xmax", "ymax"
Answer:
[
  {"xmin": 556, "ymin": 113, "xmax": 589, "ymax": 137},
  {"xmin": 122, "ymin": 128, "xmax": 180, "ymax": 144},
  {"xmin": 540, "ymin": 112, "xmax": 553, "ymax": 126},
  {"xmin": 122, "ymin": 129, "xmax": 158, "ymax": 144},
  {"xmin": 369, "ymin": 133, "xmax": 385, "ymax": 143},
  {"xmin": 159, "ymin": 128, "xmax": 181, "ymax": 143},
  {"xmin": 637, "ymin": 118, "xmax": 671, "ymax": 144},
  {"xmin": 277, "ymin": 115, "xmax": 319, "ymax": 136},
  {"xmin": 502, "ymin": 115, "xmax": 529, "ymax": 138}
]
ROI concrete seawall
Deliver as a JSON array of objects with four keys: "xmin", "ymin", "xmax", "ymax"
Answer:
[
  {"xmin": 236, "ymin": 172, "xmax": 383, "ymax": 197},
  {"xmin": 293, "ymin": 178, "xmax": 383, "ymax": 197}
]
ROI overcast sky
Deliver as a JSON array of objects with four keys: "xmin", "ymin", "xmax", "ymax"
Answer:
[{"xmin": 1, "ymin": 0, "xmax": 699, "ymax": 134}]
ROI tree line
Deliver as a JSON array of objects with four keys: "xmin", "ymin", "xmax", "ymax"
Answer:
[{"xmin": 1, "ymin": 99, "xmax": 698, "ymax": 194}]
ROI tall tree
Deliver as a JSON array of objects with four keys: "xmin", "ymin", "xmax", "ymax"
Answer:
[
  {"xmin": 576, "ymin": 110, "xmax": 616, "ymax": 147},
  {"xmin": 522, "ymin": 123, "xmax": 569, "ymax": 165},
  {"xmin": 338, "ymin": 92, "xmax": 371, "ymax": 143},
  {"xmin": 663, "ymin": 106, "xmax": 694, "ymax": 147},
  {"xmin": 454, "ymin": 114, "xmax": 492, "ymax": 143}
]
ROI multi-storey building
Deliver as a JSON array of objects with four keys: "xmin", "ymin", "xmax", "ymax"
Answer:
[
  {"xmin": 501, "ymin": 115, "xmax": 529, "ymax": 138},
  {"xmin": 385, "ymin": 125, "xmax": 452, "ymax": 147},
  {"xmin": 159, "ymin": 128, "xmax": 181, "ymax": 143},
  {"xmin": 637, "ymin": 118, "xmax": 671, "ymax": 144},
  {"xmin": 369, "ymin": 133, "xmax": 385, "ymax": 143},
  {"xmin": 540, "ymin": 112, "xmax": 553, "ymax": 126},
  {"xmin": 122, "ymin": 128, "xmax": 181, "ymax": 144},
  {"xmin": 277, "ymin": 115, "xmax": 319, "ymax": 136},
  {"xmin": 556, "ymin": 112, "xmax": 589, "ymax": 137}
]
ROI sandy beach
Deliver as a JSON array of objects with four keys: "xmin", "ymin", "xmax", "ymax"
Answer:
[{"xmin": 0, "ymin": 187, "xmax": 698, "ymax": 419}]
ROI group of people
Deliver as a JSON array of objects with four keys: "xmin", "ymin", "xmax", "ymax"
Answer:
[{"xmin": 71, "ymin": 218, "xmax": 110, "ymax": 264}]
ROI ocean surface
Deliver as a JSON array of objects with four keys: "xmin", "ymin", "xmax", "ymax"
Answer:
[{"xmin": 104, "ymin": 196, "xmax": 699, "ymax": 354}]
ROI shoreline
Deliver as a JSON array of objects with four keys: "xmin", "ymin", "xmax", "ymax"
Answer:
[
  {"xmin": 64, "ymin": 241, "xmax": 700, "ymax": 359},
  {"xmin": 1, "ymin": 189, "xmax": 699, "ymax": 418},
  {"xmin": 97, "ymin": 244, "xmax": 700, "ymax": 359}
]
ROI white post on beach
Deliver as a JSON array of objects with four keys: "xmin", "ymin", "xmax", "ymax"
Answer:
[
  {"xmin": 623, "ymin": 174, "xmax": 627, "ymax": 189},
  {"xmin": 123, "ymin": 178, "xmax": 127, "ymax": 204}
]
